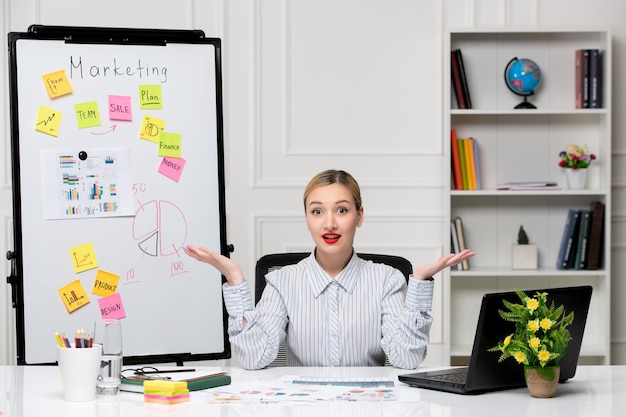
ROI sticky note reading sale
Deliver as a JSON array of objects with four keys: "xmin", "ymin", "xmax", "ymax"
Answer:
[
  {"xmin": 139, "ymin": 114, "xmax": 166, "ymax": 143},
  {"xmin": 158, "ymin": 132, "xmax": 182, "ymax": 158},
  {"xmin": 35, "ymin": 106, "xmax": 62, "ymax": 137},
  {"xmin": 108, "ymin": 95, "xmax": 132, "ymax": 121},
  {"xmin": 158, "ymin": 157, "xmax": 186, "ymax": 182},
  {"xmin": 92, "ymin": 270, "xmax": 120, "ymax": 297},
  {"xmin": 69, "ymin": 243, "xmax": 99, "ymax": 273},
  {"xmin": 58, "ymin": 279, "xmax": 90, "ymax": 313},
  {"xmin": 42, "ymin": 69, "xmax": 73, "ymax": 98},
  {"xmin": 98, "ymin": 293, "xmax": 126, "ymax": 320}
]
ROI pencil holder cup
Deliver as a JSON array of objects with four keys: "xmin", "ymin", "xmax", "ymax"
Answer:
[{"xmin": 57, "ymin": 343, "xmax": 102, "ymax": 402}]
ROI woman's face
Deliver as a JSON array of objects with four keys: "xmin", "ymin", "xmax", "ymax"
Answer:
[{"xmin": 305, "ymin": 182, "xmax": 363, "ymax": 258}]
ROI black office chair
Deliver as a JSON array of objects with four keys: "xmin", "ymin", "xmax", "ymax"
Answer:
[{"xmin": 254, "ymin": 252, "xmax": 413, "ymax": 367}]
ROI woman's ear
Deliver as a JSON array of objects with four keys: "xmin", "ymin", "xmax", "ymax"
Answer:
[{"xmin": 357, "ymin": 206, "xmax": 364, "ymax": 227}]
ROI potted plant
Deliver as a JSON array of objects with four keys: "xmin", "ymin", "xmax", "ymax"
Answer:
[
  {"xmin": 558, "ymin": 143, "xmax": 596, "ymax": 189},
  {"xmin": 488, "ymin": 290, "xmax": 574, "ymax": 398},
  {"xmin": 511, "ymin": 225, "xmax": 537, "ymax": 269}
]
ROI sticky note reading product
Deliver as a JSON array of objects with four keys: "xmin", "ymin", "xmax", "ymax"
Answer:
[
  {"xmin": 158, "ymin": 132, "xmax": 182, "ymax": 158},
  {"xmin": 42, "ymin": 69, "xmax": 73, "ymax": 98},
  {"xmin": 108, "ymin": 95, "xmax": 132, "ymax": 121},
  {"xmin": 92, "ymin": 270, "xmax": 120, "ymax": 297},
  {"xmin": 69, "ymin": 242, "xmax": 99, "ymax": 273},
  {"xmin": 75, "ymin": 101, "xmax": 102, "ymax": 129},
  {"xmin": 158, "ymin": 157, "xmax": 186, "ymax": 182},
  {"xmin": 35, "ymin": 106, "xmax": 62, "ymax": 136},
  {"xmin": 98, "ymin": 293, "xmax": 126, "ymax": 320},
  {"xmin": 139, "ymin": 85, "xmax": 163, "ymax": 109},
  {"xmin": 58, "ymin": 279, "xmax": 90, "ymax": 313},
  {"xmin": 139, "ymin": 114, "xmax": 166, "ymax": 143}
]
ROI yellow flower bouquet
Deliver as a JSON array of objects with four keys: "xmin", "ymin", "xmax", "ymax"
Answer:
[{"xmin": 488, "ymin": 290, "xmax": 574, "ymax": 368}]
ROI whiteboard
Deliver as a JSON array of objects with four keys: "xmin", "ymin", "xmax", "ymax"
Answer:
[{"xmin": 7, "ymin": 27, "xmax": 230, "ymax": 364}]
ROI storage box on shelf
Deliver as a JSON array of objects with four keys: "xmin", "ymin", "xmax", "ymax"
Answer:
[{"xmin": 443, "ymin": 29, "xmax": 611, "ymax": 366}]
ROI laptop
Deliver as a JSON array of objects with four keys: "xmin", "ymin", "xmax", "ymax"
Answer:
[{"xmin": 398, "ymin": 285, "xmax": 593, "ymax": 395}]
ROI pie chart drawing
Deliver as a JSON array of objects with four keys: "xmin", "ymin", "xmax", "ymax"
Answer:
[{"xmin": 132, "ymin": 200, "xmax": 188, "ymax": 257}]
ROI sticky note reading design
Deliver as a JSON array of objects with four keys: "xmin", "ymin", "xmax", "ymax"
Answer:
[
  {"xmin": 35, "ymin": 106, "xmax": 62, "ymax": 137},
  {"xmin": 92, "ymin": 270, "xmax": 120, "ymax": 297},
  {"xmin": 139, "ymin": 114, "xmax": 166, "ymax": 143},
  {"xmin": 75, "ymin": 101, "xmax": 102, "ymax": 129},
  {"xmin": 108, "ymin": 95, "xmax": 132, "ymax": 121},
  {"xmin": 158, "ymin": 132, "xmax": 182, "ymax": 158},
  {"xmin": 58, "ymin": 279, "xmax": 90, "ymax": 313},
  {"xmin": 158, "ymin": 157, "xmax": 186, "ymax": 182},
  {"xmin": 42, "ymin": 69, "xmax": 73, "ymax": 98},
  {"xmin": 139, "ymin": 85, "xmax": 163, "ymax": 109},
  {"xmin": 98, "ymin": 293, "xmax": 126, "ymax": 320},
  {"xmin": 69, "ymin": 242, "xmax": 99, "ymax": 273}
]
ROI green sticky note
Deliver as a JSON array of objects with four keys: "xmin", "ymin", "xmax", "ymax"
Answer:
[
  {"xmin": 75, "ymin": 101, "xmax": 102, "ymax": 129},
  {"xmin": 139, "ymin": 85, "xmax": 163, "ymax": 109},
  {"xmin": 158, "ymin": 132, "xmax": 182, "ymax": 158}
]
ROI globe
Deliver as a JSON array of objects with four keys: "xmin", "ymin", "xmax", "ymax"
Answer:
[{"xmin": 504, "ymin": 57, "xmax": 542, "ymax": 109}]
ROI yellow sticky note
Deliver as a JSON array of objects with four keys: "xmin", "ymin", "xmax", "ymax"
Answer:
[
  {"xmin": 75, "ymin": 101, "xmax": 102, "ymax": 129},
  {"xmin": 58, "ymin": 279, "xmax": 90, "ymax": 313},
  {"xmin": 70, "ymin": 242, "xmax": 99, "ymax": 273},
  {"xmin": 158, "ymin": 132, "xmax": 182, "ymax": 158},
  {"xmin": 35, "ymin": 106, "xmax": 62, "ymax": 137},
  {"xmin": 139, "ymin": 114, "xmax": 166, "ymax": 143},
  {"xmin": 92, "ymin": 270, "xmax": 120, "ymax": 297},
  {"xmin": 42, "ymin": 69, "xmax": 73, "ymax": 99},
  {"xmin": 139, "ymin": 85, "xmax": 163, "ymax": 109}
]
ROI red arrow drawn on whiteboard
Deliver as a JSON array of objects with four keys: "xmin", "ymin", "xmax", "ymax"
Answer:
[{"xmin": 90, "ymin": 125, "xmax": 117, "ymax": 135}]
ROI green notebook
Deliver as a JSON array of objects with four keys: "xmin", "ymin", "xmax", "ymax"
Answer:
[{"xmin": 120, "ymin": 370, "xmax": 231, "ymax": 393}]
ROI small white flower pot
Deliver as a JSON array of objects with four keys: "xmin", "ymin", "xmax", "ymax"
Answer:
[{"xmin": 512, "ymin": 244, "xmax": 538, "ymax": 270}]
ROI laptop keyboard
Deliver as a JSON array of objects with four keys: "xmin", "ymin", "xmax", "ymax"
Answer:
[{"xmin": 427, "ymin": 371, "xmax": 468, "ymax": 384}]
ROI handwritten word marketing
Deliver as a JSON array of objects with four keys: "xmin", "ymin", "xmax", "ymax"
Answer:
[{"xmin": 69, "ymin": 56, "xmax": 168, "ymax": 83}]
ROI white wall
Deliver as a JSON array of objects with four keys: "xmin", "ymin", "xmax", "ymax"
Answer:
[{"xmin": 1, "ymin": 0, "xmax": 625, "ymax": 366}]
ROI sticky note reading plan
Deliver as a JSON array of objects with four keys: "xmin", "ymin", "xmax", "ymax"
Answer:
[{"xmin": 139, "ymin": 85, "xmax": 163, "ymax": 109}]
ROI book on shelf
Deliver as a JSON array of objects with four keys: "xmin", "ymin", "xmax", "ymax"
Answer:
[
  {"xmin": 574, "ymin": 210, "xmax": 592, "ymax": 270},
  {"xmin": 496, "ymin": 181, "xmax": 560, "ymax": 191},
  {"xmin": 589, "ymin": 48, "xmax": 602, "ymax": 108},
  {"xmin": 575, "ymin": 49, "xmax": 583, "ymax": 109},
  {"xmin": 556, "ymin": 209, "xmax": 581, "ymax": 270},
  {"xmin": 454, "ymin": 216, "xmax": 470, "ymax": 270},
  {"xmin": 463, "ymin": 138, "xmax": 476, "ymax": 190},
  {"xmin": 587, "ymin": 201, "xmax": 605, "ymax": 270},
  {"xmin": 120, "ymin": 367, "xmax": 231, "ymax": 393},
  {"xmin": 450, "ymin": 221, "xmax": 462, "ymax": 270},
  {"xmin": 450, "ymin": 129, "xmax": 463, "ymax": 190},
  {"xmin": 451, "ymin": 50, "xmax": 467, "ymax": 109},
  {"xmin": 471, "ymin": 137, "xmax": 481, "ymax": 190},
  {"xmin": 582, "ymin": 49, "xmax": 591, "ymax": 108},
  {"xmin": 455, "ymin": 49, "xmax": 472, "ymax": 109},
  {"xmin": 457, "ymin": 138, "xmax": 468, "ymax": 190}
]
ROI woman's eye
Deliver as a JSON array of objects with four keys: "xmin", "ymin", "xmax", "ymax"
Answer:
[
  {"xmin": 311, "ymin": 209, "xmax": 322, "ymax": 215},
  {"xmin": 337, "ymin": 207, "xmax": 348, "ymax": 214}
]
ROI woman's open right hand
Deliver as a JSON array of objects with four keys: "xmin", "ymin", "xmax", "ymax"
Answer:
[{"xmin": 183, "ymin": 244, "xmax": 244, "ymax": 285}]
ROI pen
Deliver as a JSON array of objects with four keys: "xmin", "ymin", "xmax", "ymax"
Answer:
[{"xmin": 137, "ymin": 369, "xmax": 196, "ymax": 375}]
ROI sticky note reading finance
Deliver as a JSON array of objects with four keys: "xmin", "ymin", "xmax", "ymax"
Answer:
[
  {"xmin": 92, "ymin": 270, "xmax": 120, "ymax": 297},
  {"xmin": 158, "ymin": 132, "xmax": 182, "ymax": 158},
  {"xmin": 98, "ymin": 293, "xmax": 126, "ymax": 320},
  {"xmin": 69, "ymin": 242, "xmax": 99, "ymax": 273},
  {"xmin": 139, "ymin": 114, "xmax": 166, "ymax": 143},
  {"xmin": 42, "ymin": 69, "xmax": 73, "ymax": 99},
  {"xmin": 75, "ymin": 101, "xmax": 102, "ymax": 129},
  {"xmin": 58, "ymin": 279, "xmax": 90, "ymax": 313},
  {"xmin": 108, "ymin": 95, "xmax": 132, "ymax": 121},
  {"xmin": 35, "ymin": 106, "xmax": 62, "ymax": 137},
  {"xmin": 139, "ymin": 84, "xmax": 163, "ymax": 109},
  {"xmin": 158, "ymin": 157, "xmax": 186, "ymax": 182}
]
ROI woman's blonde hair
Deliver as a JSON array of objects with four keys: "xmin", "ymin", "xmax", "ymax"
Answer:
[{"xmin": 303, "ymin": 169, "xmax": 362, "ymax": 211}]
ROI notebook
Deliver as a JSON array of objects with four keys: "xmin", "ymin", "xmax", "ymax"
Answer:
[{"xmin": 398, "ymin": 285, "xmax": 593, "ymax": 395}]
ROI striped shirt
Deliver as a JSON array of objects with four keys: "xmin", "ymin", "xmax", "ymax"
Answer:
[{"xmin": 222, "ymin": 252, "xmax": 433, "ymax": 370}]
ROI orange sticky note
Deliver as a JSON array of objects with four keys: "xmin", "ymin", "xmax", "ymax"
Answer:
[
  {"xmin": 158, "ymin": 157, "xmax": 186, "ymax": 182},
  {"xmin": 75, "ymin": 101, "xmax": 102, "ymax": 129},
  {"xmin": 42, "ymin": 69, "xmax": 73, "ymax": 99},
  {"xmin": 69, "ymin": 242, "xmax": 99, "ymax": 273},
  {"xmin": 35, "ymin": 106, "xmax": 62, "ymax": 137},
  {"xmin": 92, "ymin": 270, "xmax": 120, "ymax": 297},
  {"xmin": 58, "ymin": 279, "xmax": 90, "ymax": 313},
  {"xmin": 139, "ymin": 114, "xmax": 166, "ymax": 143},
  {"xmin": 158, "ymin": 132, "xmax": 182, "ymax": 158},
  {"xmin": 139, "ymin": 85, "xmax": 163, "ymax": 109}
]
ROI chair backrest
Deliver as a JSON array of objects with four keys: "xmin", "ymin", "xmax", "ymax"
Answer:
[{"xmin": 253, "ymin": 252, "xmax": 413, "ymax": 366}]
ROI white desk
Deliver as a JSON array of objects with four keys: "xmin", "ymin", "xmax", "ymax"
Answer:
[{"xmin": 0, "ymin": 365, "xmax": 623, "ymax": 416}]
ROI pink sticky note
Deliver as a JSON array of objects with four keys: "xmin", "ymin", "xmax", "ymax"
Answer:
[
  {"xmin": 108, "ymin": 95, "xmax": 132, "ymax": 121},
  {"xmin": 97, "ymin": 293, "xmax": 126, "ymax": 320},
  {"xmin": 158, "ymin": 157, "xmax": 186, "ymax": 182}
]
